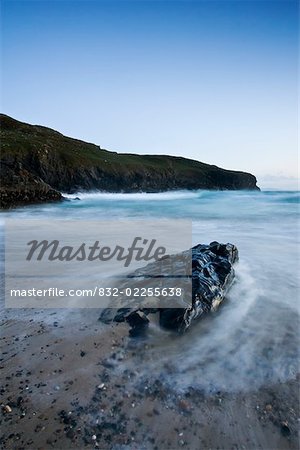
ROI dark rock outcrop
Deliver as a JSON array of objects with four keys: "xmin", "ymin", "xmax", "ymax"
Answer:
[
  {"xmin": 0, "ymin": 160, "xmax": 62, "ymax": 209},
  {"xmin": 99, "ymin": 241, "xmax": 238, "ymax": 335},
  {"xmin": 0, "ymin": 114, "xmax": 259, "ymax": 207}
]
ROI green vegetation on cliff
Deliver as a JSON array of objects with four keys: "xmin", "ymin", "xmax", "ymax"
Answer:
[{"xmin": 0, "ymin": 114, "xmax": 259, "ymax": 208}]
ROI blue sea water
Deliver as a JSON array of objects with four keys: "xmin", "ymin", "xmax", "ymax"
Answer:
[{"xmin": 1, "ymin": 189, "xmax": 299, "ymax": 392}]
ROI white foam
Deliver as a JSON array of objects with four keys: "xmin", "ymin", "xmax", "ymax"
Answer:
[{"xmin": 63, "ymin": 190, "xmax": 202, "ymax": 202}]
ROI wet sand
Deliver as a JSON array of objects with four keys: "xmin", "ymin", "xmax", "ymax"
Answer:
[{"xmin": 1, "ymin": 309, "xmax": 299, "ymax": 450}]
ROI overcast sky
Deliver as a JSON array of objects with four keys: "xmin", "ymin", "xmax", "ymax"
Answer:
[{"xmin": 1, "ymin": 0, "xmax": 298, "ymax": 188}]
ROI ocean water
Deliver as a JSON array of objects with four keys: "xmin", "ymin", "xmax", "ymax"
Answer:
[{"xmin": 1, "ymin": 189, "xmax": 299, "ymax": 392}]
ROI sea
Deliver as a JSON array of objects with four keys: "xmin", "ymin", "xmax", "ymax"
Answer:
[{"xmin": 1, "ymin": 189, "xmax": 299, "ymax": 393}]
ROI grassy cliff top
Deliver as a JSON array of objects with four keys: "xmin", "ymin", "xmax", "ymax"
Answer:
[
  {"xmin": 0, "ymin": 114, "xmax": 247, "ymax": 174},
  {"xmin": 0, "ymin": 114, "xmax": 259, "ymax": 194}
]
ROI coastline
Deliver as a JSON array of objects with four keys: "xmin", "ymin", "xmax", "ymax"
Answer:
[
  {"xmin": 1, "ymin": 2, "xmax": 298, "ymax": 449},
  {"xmin": 0, "ymin": 114, "xmax": 259, "ymax": 210},
  {"xmin": 1, "ymin": 190, "xmax": 299, "ymax": 450}
]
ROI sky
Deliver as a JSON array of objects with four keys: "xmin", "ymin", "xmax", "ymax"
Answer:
[{"xmin": 1, "ymin": 0, "xmax": 298, "ymax": 189}]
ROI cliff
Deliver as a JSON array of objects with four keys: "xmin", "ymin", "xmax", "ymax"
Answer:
[{"xmin": 0, "ymin": 114, "xmax": 259, "ymax": 208}]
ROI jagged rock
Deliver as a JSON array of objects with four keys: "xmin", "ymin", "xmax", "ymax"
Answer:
[
  {"xmin": 126, "ymin": 312, "xmax": 150, "ymax": 337},
  {"xmin": 0, "ymin": 160, "xmax": 62, "ymax": 209},
  {"xmin": 99, "ymin": 241, "xmax": 238, "ymax": 334}
]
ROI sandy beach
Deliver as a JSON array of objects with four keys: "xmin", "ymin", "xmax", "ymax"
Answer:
[{"xmin": 1, "ymin": 308, "xmax": 299, "ymax": 450}]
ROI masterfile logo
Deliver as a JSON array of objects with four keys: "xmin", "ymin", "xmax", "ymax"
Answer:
[
  {"xmin": 26, "ymin": 237, "xmax": 167, "ymax": 267},
  {"xmin": 5, "ymin": 219, "xmax": 192, "ymax": 308}
]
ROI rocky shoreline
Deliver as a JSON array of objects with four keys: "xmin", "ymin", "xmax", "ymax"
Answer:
[
  {"xmin": 0, "ymin": 114, "xmax": 260, "ymax": 208},
  {"xmin": 0, "ymin": 160, "xmax": 62, "ymax": 209}
]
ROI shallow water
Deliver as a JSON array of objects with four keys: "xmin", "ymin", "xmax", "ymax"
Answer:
[{"xmin": 1, "ymin": 189, "xmax": 299, "ymax": 392}]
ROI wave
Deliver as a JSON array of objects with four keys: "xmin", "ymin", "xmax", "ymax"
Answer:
[
  {"xmin": 119, "ymin": 259, "xmax": 299, "ymax": 393},
  {"xmin": 62, "ymin": 188, "xmax": 271, "ymax": 203},
  {"xmin": 63, "ymin": 190, "xmax": 204, "ymax": 202}
]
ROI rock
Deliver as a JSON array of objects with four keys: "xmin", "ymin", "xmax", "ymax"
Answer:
[
  {"xmin": 3, "ymin": 405, "xmax": 12, "ymax": 413},
  {"xmin": 178, "ymin": 399, "xmax": 191, "ymax": 412},
  {"xmin": 280, "ymin": 421, "xmax": 291, "ymax": 437},
  {"xmin": 99, "ymin": 241, "xmax": 238, "ymax": 334},
  {"xmin": 126, "ymin": 312, "xmax": 149, "ymax": 337},
  {"xmin": 0, "ymin": 160, "xmax": 62, "ymax": 209}
]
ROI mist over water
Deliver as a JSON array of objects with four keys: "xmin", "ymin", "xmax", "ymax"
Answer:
[{"xmin": 1, "ymin": 190, "xmax": 299, "ymax": 392}]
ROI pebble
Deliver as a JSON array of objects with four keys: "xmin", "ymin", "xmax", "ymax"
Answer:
[
  {"xmin": 280, "ymin": 421, "xmax": 291, "ymax": 437},
  {"xmin": 3, "ymin": 405, "xmax": 12, "ymax": 413},
  {"xmin": 178, "ymin": 399, "xmax": 191, "ymax": 411}
]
